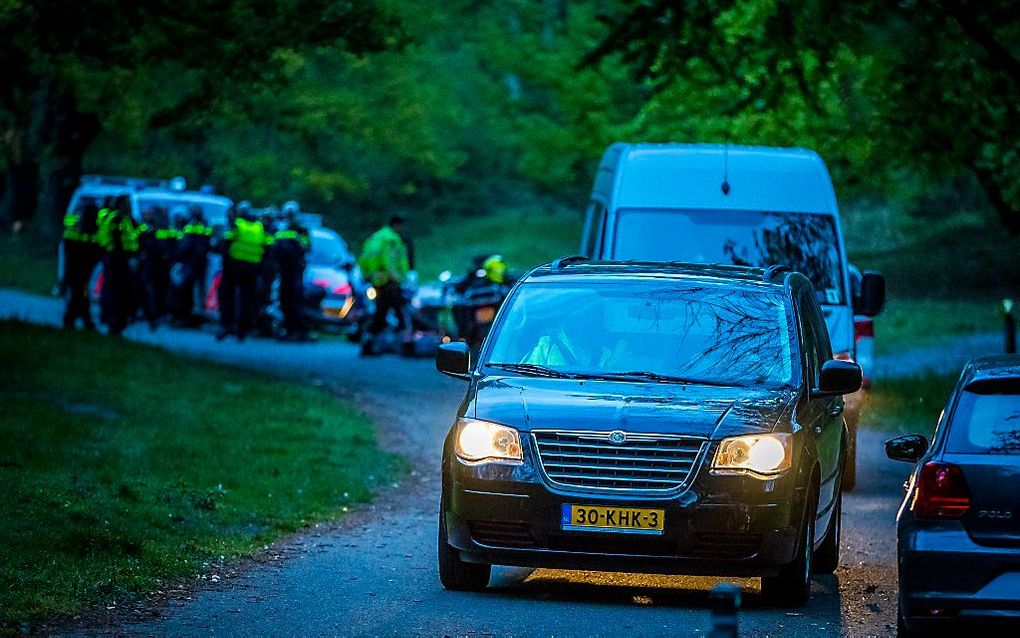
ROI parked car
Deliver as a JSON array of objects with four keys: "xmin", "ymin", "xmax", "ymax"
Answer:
[
  {"xmin": 303, "ymin": 227, "xmax": 367, "ymax": 336},
  {"xmin": 580, "ymin": 143, "xmax": 885, "ymax": 490},
  {"xmin": 435, "ymin": 258, "xmax": 862, "ymax": 605},
  {"xmin": 886, "ymin": 355, "xmax": 1020, "ymax": 634}
]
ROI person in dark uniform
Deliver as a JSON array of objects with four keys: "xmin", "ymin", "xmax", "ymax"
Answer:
[
  {"xmin": 273, "ymin": 203, "xmax": 311, "ymax": 341},
  {"xmin": 99, "ymin": 195, "xmax": 139, "ymax": 336},
  {"xmin": 61, "ymin": 198, "xmax": 100, "ymax": 330},
  {"xmin": 177, "ymin": 206, "xmax": 212, "ymax": 324},
  {"xmin": 134, "ymin": 207, "xmax": 161, "ymax": 330},
  {"xmin": 217, "ymin": 202, "xmax": 272, "ymax": 341}
]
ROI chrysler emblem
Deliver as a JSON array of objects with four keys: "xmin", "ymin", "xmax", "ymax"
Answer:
[{"xmin": 608, "ymin": 430, "xmax": 627, "ymax": 445}]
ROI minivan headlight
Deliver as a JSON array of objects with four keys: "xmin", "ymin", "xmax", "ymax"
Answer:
[
  {"xmin": 455, "ymin": 418, "xmax": 523, "ymax": 464},
  {"xmin": 712, "ymin": 433, "xmax": 792, "ymax": 478}
]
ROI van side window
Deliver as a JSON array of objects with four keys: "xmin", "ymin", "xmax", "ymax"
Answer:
[{"xmin": 581, "ymin": 202, "xmax": 605, "ymax": 257}]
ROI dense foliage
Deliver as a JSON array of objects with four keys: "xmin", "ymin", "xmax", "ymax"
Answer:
[{"xmin": 1, "ymin": 0, "xmax": 1016, "ymax": 241}]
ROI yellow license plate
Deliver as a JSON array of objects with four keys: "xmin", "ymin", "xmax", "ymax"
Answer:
[
  {"xmin": 474, "ymin": 306, "xmax": 496, "ymax": 323},
  {"xmin": 561, "ymin": 504, "xmax": 665, "ymax": 535}
]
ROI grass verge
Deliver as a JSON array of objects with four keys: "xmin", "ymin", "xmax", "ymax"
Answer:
[
  {"xmin": 859, "ymin": 372, "xmax": 959, "ymax": 436},
  {"xmin": 414, "ymin": 206, "xmax": 583, "ymax": 281},
  {"xmin": 0, "ymin": 321, "xmax": 400, "ymax": 630},
  {"xmin": 0, "ymin": 236, "xmax": 57, "ymax": 296}
]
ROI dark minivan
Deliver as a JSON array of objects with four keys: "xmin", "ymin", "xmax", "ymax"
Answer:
[
  {"xmin": 436, "ymin": 259, "xmax": 862, "ymax": 605},
  {"xmin": 887, "ymin": 355, "xmax": 1020, "ymax": 634}
]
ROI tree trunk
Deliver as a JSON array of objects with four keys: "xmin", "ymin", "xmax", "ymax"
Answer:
[
  {"xmin": 0, "ymin": 128, "xmax": 40, "ymax": 233},
  {"xmin": 972, "ymin": 164, "xmax": 1020, "ymax": 236},
  {"xmin": 28, "ymin": 82, "xmax": 101, "ymax": 243}
]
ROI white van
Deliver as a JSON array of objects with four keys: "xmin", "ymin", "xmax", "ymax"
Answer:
[{"xmin": 581, "ymin": 143, "xmax": 885, "ymax": 489}]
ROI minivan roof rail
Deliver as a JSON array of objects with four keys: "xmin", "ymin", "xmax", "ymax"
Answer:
[
  {"xmin": 551, "ymin": 255, "xmax": 590, "ymax": 269},
  {"xmin": 762, "ymin": 264, "xmax": 791, "ymax": 280}
]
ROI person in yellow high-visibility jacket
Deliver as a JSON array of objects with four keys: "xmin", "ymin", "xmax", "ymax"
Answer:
[
  {"xmin": 357, "ymin": 215, "xmax": 410, "ymax": 355},
  {"xmin": 217, "ymin": 203, "xmax": 273, "ymax": 341}
]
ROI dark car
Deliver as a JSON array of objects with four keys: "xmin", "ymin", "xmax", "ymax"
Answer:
[
  {"xmin": 886, "ymin": 355, "xmax": 1020, "ymax": 634},
  {"xmin": 435, "ymin": 259, "xmax": 862, "ymax": 605}
]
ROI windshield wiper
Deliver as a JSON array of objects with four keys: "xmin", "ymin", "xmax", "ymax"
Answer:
[
  {"xmin": 590, "ymin": 371, "xmax": 733, "ymax": 386},
  {"xmin": 486, "ymin": 363, "xmax": 577, "ymax": 379}
]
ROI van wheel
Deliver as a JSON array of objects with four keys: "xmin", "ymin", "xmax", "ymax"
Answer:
[
  {"xmin": 813, "ymin": 489, "xmax": 841, "ymax": 574},
  {"xmin": 438, "ymin": 505, "xmax": 490, "ymax": 591},
  {"xmin": 762, "ymin": 482, "xmax": 817, "ymax": 606}
]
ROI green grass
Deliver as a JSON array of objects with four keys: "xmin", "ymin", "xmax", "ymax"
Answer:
[
  {"xmin": 875, "ymin": 298, "xmax": 1002, "ymax": 354},
  {"xmin": 0, "ymin": 236, "xmax": 57, "ymax": 295},
  {"xmin": 0, "ymin": 321, "xmax": 400, "ymax": 630},
  {"xmin": 414, "ymin": 206, "xmax": 584, "ymax": 281},
  {"xmin": 859, "ymin": 372, "xmax": 959, "ymax": 436},
  {"xmin": 844, "ymin": 205, "xmax": 1019, "ymax": 351}
]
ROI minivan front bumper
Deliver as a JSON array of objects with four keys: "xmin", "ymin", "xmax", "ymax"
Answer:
[{"xmin": 444, "ymin": 452, "xmax": 806, "ymax": 578}]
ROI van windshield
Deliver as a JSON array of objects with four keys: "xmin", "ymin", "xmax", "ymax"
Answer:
[
  {"xmin": 136, "ymin": 195, "xmax": 230, "ymax": 227},
  {"xmin": 612, "ymin": 209, "xmax": 845, "ymax": 305}
]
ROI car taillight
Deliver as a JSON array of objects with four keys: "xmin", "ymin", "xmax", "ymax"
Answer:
[
  {"xmin": 312, "ymin": 278, "xmax": 352, "ymax": 296},
  {"xmin": 854, "ymin": 318, "xmax": 874, "ymax": 342},
  {"xmin": 913, "ymin": 462, "xmax": 971, "ymax": 519}
]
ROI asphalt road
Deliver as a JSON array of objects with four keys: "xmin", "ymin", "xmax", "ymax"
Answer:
[{"xmin": 0, "ymin": 288, "xmax": 997, "ymax": 637}]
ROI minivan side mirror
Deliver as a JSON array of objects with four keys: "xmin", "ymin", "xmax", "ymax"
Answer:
[
  {"xmin": 814, "ymin": 359, "xmax": 863, "ymax": 396},
  {"xmin": 436, "ymin": 342, "xmax": 471, "ymax": 379},
  {"xmin": 853, "ymin": 271, "xmax": 886, "ymax": 317},
  {"xmin": 885, "ymin": 434, "xmax": 929, "ymax": 463}
]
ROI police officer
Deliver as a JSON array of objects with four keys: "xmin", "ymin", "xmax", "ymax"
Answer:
[
  {"xmin": 98, "ymin": 195, "xmax": 139, "ymax": 336},
  {"xmin": 273, "ymin": 201, "xmax": 311, "ymax": 341},
  {"xmin": 134, "ymin": 207, "xmax": 161, "ymax": 330},
  {"xmin": 217, "ymin": 202, "xmax": 272, "ymax": 341},
  {"xmin": 177, "ymin": 206, "xmax": 212, "ymax": 323},
  {"xmin": 61, "ymin": 198, "xmax": 100, "ymax": 330},
  {"xmin": 357, "ymin": 215, "xmax": 411, "ymax": 356}
]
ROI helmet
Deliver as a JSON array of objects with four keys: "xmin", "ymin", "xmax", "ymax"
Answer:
[
  {"xmin": 482, "ymin": 254, "xmax": 507, "ymax": 284},
  {"xmin": 235, "ymin": 200, "xmax": 254, "ymax": 220},
  {"xmin": 281, "ymin": 201, "xmax": 300, "ymax": 217}
]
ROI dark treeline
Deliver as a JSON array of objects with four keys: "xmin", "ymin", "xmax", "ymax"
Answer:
[{"xmin": 1, "ymin": 0, "xmax": 1016, "ymax": 243}]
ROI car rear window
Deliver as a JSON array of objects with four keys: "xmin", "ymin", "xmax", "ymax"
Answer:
[{"xmin": 947, "ymin": 382, "xmax": 1020, "ymax": 454}]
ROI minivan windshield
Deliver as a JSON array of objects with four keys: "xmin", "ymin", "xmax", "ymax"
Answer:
[
  {"xmin": 612, "ymin": 209, "xmax": 844, "ymax": 305},
  {"xmin": 485, "ymin": 280, "xmax": 796, "ymax": 387}
]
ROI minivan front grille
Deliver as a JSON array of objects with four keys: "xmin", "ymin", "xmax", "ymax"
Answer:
[{"xmin": 532, "ymin": 430, "xmax": 705, "ymax": 492}]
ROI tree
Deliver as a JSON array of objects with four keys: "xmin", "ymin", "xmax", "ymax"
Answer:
[
  {"xmin": 0, "ymin": 0, "xmax": 400, "ymax": 240},
  {"xmin": 584, "ymin": 0, "xmax": 1020, "ymax": 233}
]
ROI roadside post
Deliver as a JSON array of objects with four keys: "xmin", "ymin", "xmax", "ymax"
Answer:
[
  {"xmin": 709, "ymin": 583, "xmax": 741, "ymax": 638},
  {"xmin": 1003, "ymin": 299, "xmax": 1016, "ymax": 354}
]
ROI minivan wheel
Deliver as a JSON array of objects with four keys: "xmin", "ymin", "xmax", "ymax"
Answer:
[
  {"xmin": 438, "ymin": 505, "xmax": 491, "ymax": 591},
  {"xmin": 813, "ymin": 489, "xmax": 841, "ymax": 574},
  {"xmin": 762, "ymin": 483, "xmax": 817, "ymax": 606}
]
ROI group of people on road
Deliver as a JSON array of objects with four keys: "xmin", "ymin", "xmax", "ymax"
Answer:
[
  {"xmin": 60, "ymin": 197, "xmax": 312, "ymax": 342},
  {"xmin": 214, "ymin": 200, "xmax": 312, "ymax": 342},
  {"xmin": 62, "ymin": 198, "xmax": 503, "ymax": 354},
  {"xmin": 61, "ymin": 195, "xmax": 214, "ymax": 336}
]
